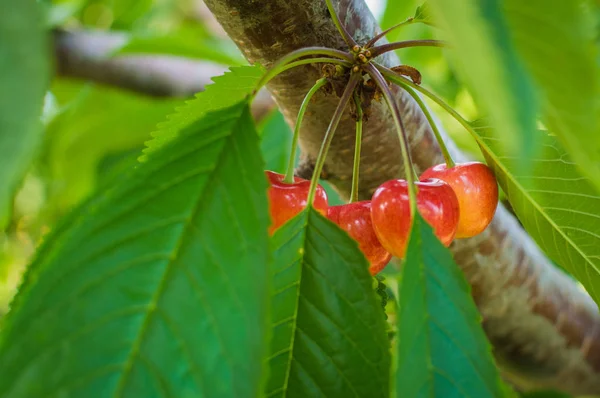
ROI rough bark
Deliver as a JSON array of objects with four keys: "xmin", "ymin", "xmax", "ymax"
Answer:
[{"xmin": 203, "ymin": 0, "xmax": 600, "ymax": 394}]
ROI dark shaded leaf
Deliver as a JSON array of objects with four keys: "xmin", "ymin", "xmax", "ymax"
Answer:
[
  {"xmin": 0, "ymin": 102, "xmax": 270, "ymax": 398},
  {"xmin": 266, "ymin": 208, "xmax": 391, "ymax": 398},
  {"xmin": 414, "ymin": 2, "xmax": 435, "ymax": 25},
  {"xmin": 394, "ymin": 214, "xmax": 503, "ymax": 398}
]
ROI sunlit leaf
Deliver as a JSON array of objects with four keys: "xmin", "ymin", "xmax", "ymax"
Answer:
[
  {"xmin": 472, "ymin": 121, "xmax": 600, "ymax": 305},
  {"xmin": 427, "ymin": 0, "xmax": 539, "ymax": 170},
  {"xmin": 503, "ymin": 0, "xmax": 600, "ymax": 191},
  {"xmin": 413, "ymin": 2, "xmax": 434, "ymax": 26}
]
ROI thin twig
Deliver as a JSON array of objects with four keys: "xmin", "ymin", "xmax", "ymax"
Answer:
[{"xmin": 364, "ymin": 63, "xmax": 417, "ymax": 210}]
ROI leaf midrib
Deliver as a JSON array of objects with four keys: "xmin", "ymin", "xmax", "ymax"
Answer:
[
  {"xmin": 111, "ymin": 109, "xmax": 244, "ymax": 397},
  {"xmin": 418, "ymin": 231, "xmax": 435, "ymax": 398},
  {"xmin": 409, "ymin": 222, "xmax": 500, "ymax": 398},
  {"xmin": 6, "ymin": 130, "xmax": 230, "ymax": 326},
  {"xmin": 281, "ymin": 217, "xmax": 307, "ymax": 398}
]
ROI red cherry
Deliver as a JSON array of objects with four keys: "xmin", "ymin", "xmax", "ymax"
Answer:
[
  {"xmin": 265, "ymin": 171, "xmax": 328, "ymax": 234},
  {"xmin": 420, "ymin": 162, "xmax": 498, "ymax": 238},
  {"xmin": 371, "ymin": 179, "xmax": 460, "ymax": 258},
  {"xmin": 327, "ymin": 201, "xmax": 392, "ymax": 275}
]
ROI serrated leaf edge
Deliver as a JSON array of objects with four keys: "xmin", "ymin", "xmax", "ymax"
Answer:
[
  {"xmin": 472, "ymin": 123, "xmax": 600, "ymax": 300},
  {"xmin": 139, "ymin": 65, "xmax": 265, "ymax": 162}
]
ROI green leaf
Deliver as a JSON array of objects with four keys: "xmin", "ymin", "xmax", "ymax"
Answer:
[
  {"xmin": 0, "ymin": 0, "xmax": 50, "ymax": 227},
  {"xmin": 503, "ymin": 0, "xmax": 600, "ymax": 191},
  {"xmin": 471, "ymin": 121, "xmax": 600, "ymax": 306},
  {"xmin": 413, "ymin": 2, "xmax": 435, "ymax": 26},
  {"xmin": 266, "ymin": 208, "xmax": 391, "ymax": 397},
  {"xmin": 427, "ymin": 0, "xmax": 538, "ymax": 169},
  {"xmin": 142, "ymin": 64, "xmax": 264, "ymax": 160},
  {"xmin": 394, "ymin": 213, "xmax": 503, "ymax": 398},
  {"xmin": 0, "ymin": 102, "xmax": 271, "ymax": 397}
]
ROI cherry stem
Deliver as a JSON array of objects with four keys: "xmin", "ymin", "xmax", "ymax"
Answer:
[
  {"xmin": 401, "ymin": 84, "xmax": 455, "ymax": 168},
  {"xmin": 324, "ymin": 0, "xmax": 358, "ymax": 48},
  {"xmin": 369, "ymin": 40, "xmax": 447, "ymax": 58},
  {"xmin": 364, "ymin": 63, "xmax": 417, "ymax": 214},
  {"xmin": 365, "ymin": 18, "xmax": 415, "ymax": 48},
  {"xmin": 307, "ymin": 72, "xmax": 362, "ymax": 205},
  {"xmin": 285, "ymin": 77, "xmax": 329, "ymax": 183},
  {"xmin": 375, "ymin": 63, "xmax": 476, "ymax": 152},
  {"xmin": 350, "ymin": 90, "xmax": 363, "ymax": 203},
  {"xmin": 254, "ymin": 47, "xmax": 352, "ymax": 94}
]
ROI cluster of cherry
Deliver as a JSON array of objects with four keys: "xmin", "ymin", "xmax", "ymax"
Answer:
[{"xmin": 266, "ymin": 161, "xmax": 498, "ymax": 275}]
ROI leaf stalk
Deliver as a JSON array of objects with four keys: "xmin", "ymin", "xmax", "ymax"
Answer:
[
  {"xmin": 364, "ymin": 63, "xmax": 418, "ymax": 213},
  {"xmin": 350, "ymin": 91, "xmax": 364, "ymax": 202},
  {"xmin": 307, "ymin": 72, "xmax": 362, "ymax": 204},
  {"xmin": 285, "ymin": 77, "xmax": 329, "ymax": 183}
]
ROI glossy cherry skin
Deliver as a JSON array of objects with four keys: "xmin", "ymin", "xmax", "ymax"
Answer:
[
  {"xmin": 420, "ymin": 162, "xmax": 498, "ymax": 238},
  {"xmin": 266, "ymin": 171, "xmax": 328, "ymax": 234},
  {"xmin": 371, "ymin": 179, "xmax": 460, "ymax": 258},
  {"xmin": 327, "ymin": 201, "xmax": 392, "ymax": 275}
]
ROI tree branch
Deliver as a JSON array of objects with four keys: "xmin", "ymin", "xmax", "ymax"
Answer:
[
  {"xmin": 54, "ymin": 29, "xmax": 228, "ymax": 97},
  {"xmin": 52, "ymin": 28, "xmax": 275, "ymax": 119},
  {"xmin": 203, "ymin": 0, "xmax": 600, "ymax": 394}
]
